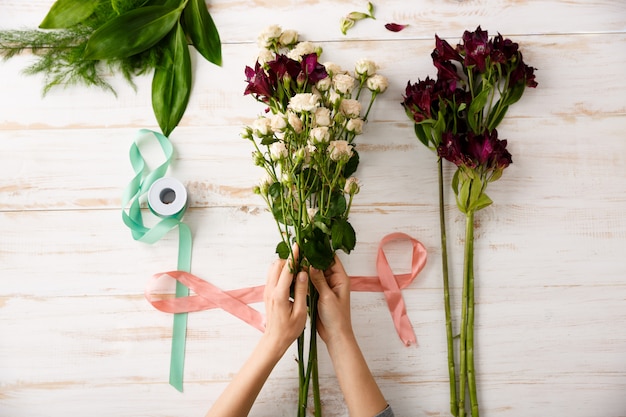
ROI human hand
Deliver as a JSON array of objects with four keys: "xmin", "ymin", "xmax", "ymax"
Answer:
[
  {"xmin": 262, "ymin": 244, "xmax": 308, "ymax": 356},
  {"xmin": 309, "ymin": 256, "xmax": 353, "ymax": 345}
]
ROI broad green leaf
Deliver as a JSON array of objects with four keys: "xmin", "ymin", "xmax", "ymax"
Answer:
[
  {"xmin": 40, "ymin": 0, "xmax": 99, "ymax": 29},
  {"xmin": 152, "ymin": 22, "xmax": 192, "ymax": 136},
  {"xmin": 275, "ymin": 241, "xmax": 290, "ymax": 259},
  {"xmin": 182, "ymin": 0, "xmax": 222, "ymax": 65},
  {"xmin": 471, "ymin": 192, "xmax": 493, "ymax": 212},
  {"xmin": 268, "ymin": 182, "xmax": 282, "ymax": 199},
  {"xmin": 302, "ymin": 231, "xmax": 333, "ymax": 270},
  {"xmin": 260, "ymin": 136, "xmax": 278, "ymax": 146},
  {"xmin": 328, "ymin": 193, "xmax": 347, "ymax": 218},
  {"xmin": 343, "ymin": 150, "xmax": 359, "ymax": 178},
  {"xmin": 413, "ymin": 123, "xmax": 430, "ymax": 149},
  {"xmin": 332, "ymin": 219, "xmax": 356, "ymax": 252},
  {"xmin": 487, "ymin": 103, "xmax": 509, "ymax": 131},
  {"xmin": 83, "ymin": 5, "xmax": 182, "ymax": 60}
]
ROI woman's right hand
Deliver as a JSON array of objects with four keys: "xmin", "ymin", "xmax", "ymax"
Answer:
[{"xmin": 309, "ymin": 256, "xmax": 353, "ymax": 345}]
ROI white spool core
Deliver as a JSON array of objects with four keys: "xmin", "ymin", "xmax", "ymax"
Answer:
[{"xmin": 148, "ymin": 177, "xmax": 188, "ymax": 217}]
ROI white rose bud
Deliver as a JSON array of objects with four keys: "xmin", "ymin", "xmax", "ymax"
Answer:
[
  {"xmin": 313, "ymin": 107, "xmax": 332, "ymax": 127},
  {"xmin": 355, "ymin": 59, "xmax": 378, "ymax": 77},
  {"xmin": 316, "ymin": 76, "xmax": 332, "ymax": 92},
  {"xmin": 269, "ymin": 141, "xmax": 288, "ymax": 161},
  {"xmin": 340, "ymin": 99, "xmax": 362, "ymax": 118},
  {"xmin": 279, "ymin": 29, "xmax": 298, "ymax": 46},
  {"xmin": 367, "ymin": 74, "xmax": 389, "ymax": 93},
  {"xmin": 328, "ymin": 140, "xmax": 353, "ymax": 161},
  {"xmin": 288, "ymin": 93, "xmax": 320, "ymax": 113},
  {"xmin": 344, "ymin": 177, "xmax": 360, "ymax": 195},
  {"xmin": 346, "ymin": 118, "xmax": 364, "ymax": 134},
  {"xmin": 252, "ymin": 117, "xmax": 272, "ymax": 136},
  {"xmin": 287, "ymin": 111, "xmax": 304, "ymax": 133},
  {"xmin": 258, "ymin": 172, "xmax": 273, "ymax": 195},
  {"xmin": 307, "ymin": 207, "xmax": 318, "ymax": 221},
  {"xmin": 333, "ymin": 73, "xmax": 356, "ymax": 94}
]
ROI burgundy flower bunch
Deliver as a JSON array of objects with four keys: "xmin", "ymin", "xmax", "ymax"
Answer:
[{"xmin": 402, "ymin": 27, "xmax": 537, "ymax": 417}]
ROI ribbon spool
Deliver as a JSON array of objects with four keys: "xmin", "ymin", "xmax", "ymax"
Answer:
[
  {"xmin": 122, "ymin": 129, "xmax": 192, "ymax": 392},
  {"xmin": 148, "ymin": 177, "xmax": 188, "ymax": 218}
]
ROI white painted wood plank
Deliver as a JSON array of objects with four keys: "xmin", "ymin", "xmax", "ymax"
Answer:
[
  {"xmin": 1, "ymin": 34, "xmax": 624, "ymax": 131},
  {"xmin": 1, "ymin": 0, "xmax": 624, "ymax": 40}
]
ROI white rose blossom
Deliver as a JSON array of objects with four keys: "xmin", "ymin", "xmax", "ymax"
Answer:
[
  {"xmin": 257, "ymin": 25, "xmax": 282, "ymax": 48},
  {"xmin": 288, "ymin": 93, "xmax": 320, "ymax": 113},
  {"xmin": 323, "ymin": 62, "xmax": 344, "ymax": 76},
  {"xmin": 287, "ymin": 41, "xmax": 317, "ymax": 61},
  {"xmin": 328, "ymin": 140, "xmax": 353, "ymax": 161},
  {"xmin": 355, "ymin": 59, "xmax": 378, "ymax": 77},
  {"xmin": 279, "ymin": 29, "xmax": 298, "ymax": 46},
  {"xmin": 269, "ymin": 113, "xmax": 287, "ymax": 132},
  {"xmin": 313, "ymin": 107, "xmax": 332, "ymax": 127},
  {"xmin": 269, "ymin": 141, "xmax": 288, "ymax": 160},
  {"xmin": 310, "ymin": 126, "xmax": 330, "ymax": 144},
  {"xmin": 333, "ymin": 73, "xmax": 356, "ymax": 94},
  {"xmin": 346, "ymin": 118, "xmax": 364, "ymax": 134},
  {"xmin": 287, "ymin": 111, "xmax": 304, "ymax": 133},
  {"xmin": 367, "ymin": 74, "xmax": 389, "ymax": 93},
  {"xmin": 257, "ymin": 48, "xmax": 274, "ymax": 66},
  {"xmin": 252, "ymin": 117, "xmax": 272, "ymax": 136},
  {"xmin": 340, "ymin": 99, "xmax": 362, "ymax": 118}
]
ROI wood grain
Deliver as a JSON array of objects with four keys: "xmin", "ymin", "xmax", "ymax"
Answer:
[{"xmin": 1, "ymin": 1, "xmax": 625, "ymax": 417}]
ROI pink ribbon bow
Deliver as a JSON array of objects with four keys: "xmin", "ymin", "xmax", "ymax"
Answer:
[{"xmin": 146, "ymin": 232, "xmax": 427, "ymax": 345}]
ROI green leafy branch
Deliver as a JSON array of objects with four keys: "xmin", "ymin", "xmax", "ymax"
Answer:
[{"xmin": 0, "ymin": 0, "xmax": 222, "ymax": 136}]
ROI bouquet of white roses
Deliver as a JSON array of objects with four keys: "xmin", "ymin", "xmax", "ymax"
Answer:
[{"xmin": 242, "ymin": 25, "xmax": 387, "ymax": 416}]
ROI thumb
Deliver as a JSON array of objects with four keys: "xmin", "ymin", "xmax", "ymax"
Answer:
[
  {"xmin": 291, "ymin": 271, "xmax": 308, "ymax": 313},
  {"xmin": 309, "ymin": 267, "xmax": 329, "ymax": 295}
]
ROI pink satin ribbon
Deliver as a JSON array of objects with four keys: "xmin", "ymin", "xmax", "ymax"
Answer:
[{"xmin": 146, "ymin": 232, "xmax": 427, "ymax": 346}]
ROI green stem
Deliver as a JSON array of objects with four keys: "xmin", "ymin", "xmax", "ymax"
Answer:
[
  {"xmin": 466, "ymin": 211, "xmax": 479, "ymax": 417},
  {"xmin": 297, "ymin": 331, "xmax": 306, "ymax": 417},
  {"xmin": 310, "ymin": 286, "xmax": 322, "ymax": 417},
  {"xmin": 458, "ymin": 210, "xmax": 473, "ymax": 417},
  {"xmin": 438, "ymin": 158, "xmax": 458, "ymax": 417}
]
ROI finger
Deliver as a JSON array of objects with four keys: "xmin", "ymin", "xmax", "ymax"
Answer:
[
  {"xmin": 309, "ymin": 266, "xmax": 330, "ymax": 295},
  {"xmin": 276, "ymin": 244, "xmax": 300, "ymax": 292},
  {"xmin": 327, "ymin": 256, "xmax": 351, "ymax": 292},
  {"xmin": 291, "ymin": 271, "xmax": 308, "ymax": 316},
  {"xmin": 265, "ymin": 258, "xmax": 284, "ymax": 297}
]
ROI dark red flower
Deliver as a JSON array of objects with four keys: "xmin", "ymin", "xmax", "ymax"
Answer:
[
  {"xmin": 300, "ymin": 53, "xmax": 329, "ymax": 84},
  {"xmin": 402, "ymin": 77, "xmax": 439, "ymax": 122},
  {"xmin": 509, "ymin": 53, "xmax": 538, "ymax": 88},
  {"xmin": 244, "ymin": 62, "xmax": 274, "ymax": 102},
  {"xmin": 459, "ymin": 26, "xmax": 492, "ymax": 72},
  {"xmin": 385, "ymin": 23, "xmax": 408, "ymax": 32},
  {"xmin": 267, "ymin": 54, "xmax": 300, "ymax": 81},
  {"xmin": 432, "ymin": 35, "xmax": 462, "ymax": 63},
  {"xmin": 437, "ymin": 129, "xmax": 512, "ymax": 171}
]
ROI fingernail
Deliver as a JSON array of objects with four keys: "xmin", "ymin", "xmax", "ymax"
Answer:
[{"xmin": 298, "ymin": 271, "xmax": 307, "ymax": 282}]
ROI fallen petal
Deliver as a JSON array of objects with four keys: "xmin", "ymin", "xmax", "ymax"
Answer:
[{"xmin": 385, "ymin": 23, "xmax": 407, "ymax": 32}]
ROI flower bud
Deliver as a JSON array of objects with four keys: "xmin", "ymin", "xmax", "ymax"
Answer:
[
  {"xmin": 366, "ymin": 74, "xmax": 389, "ymax": 93},
  {"xmin": 344, "ymin": 177, "xmax": 360, "ymax": 195},
  {"xmin": 355, "ymin": 59, "xmax": 378, "ymax": 77},
  {"xmin": 278, "ymin": 29, "xmax": 298, "ymax": 46}
]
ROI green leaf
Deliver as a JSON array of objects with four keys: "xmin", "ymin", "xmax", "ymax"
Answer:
[
  {"xmin": 331, "ymin": 219, "xmax": 356, "ymax": 252},
  {"xmin": 328, "ymin": 193, "xmax": 347, "ymax": 218},
  {"xmin": 471, "ymin": 192, "xmax": 493, "ymax": 212},
  {"xmin": 260, "ymin": 136, "xmax": 278, "ymax": 146},
  {"xmin": 413, "ymin": 123, "xmax": 430, "ymax": 149},
  {"xmin": 152, "ymin": 21, "xmax": 192, "ymax": 136},
  {"xmin": 40, "ymin": 0, "xmax": 99, "ymax": 29},
  {"xmin": 467, "ymin": 87, "xmax": 491, "ymax": 133},
  {"xmin": 182, "ymin": 0, "xmax": 222, "ymax": 66},
  {"xmin": 83, "ymin": 5, "xmax": 183, "ymax": 60},
  {"xmin": 343, "ymin": 150, "xmax": 360, "ymax": 178},
  {"xmin": 268, "ymin": 182, "xmax": 282, "ymax": 199},
  {"xmin": 302, "ymin": 231, "xmax": 334, "ymax": 270},
  {"xmin": 275, "ymin": 241, "xmax": 290, "ymax": 259}
]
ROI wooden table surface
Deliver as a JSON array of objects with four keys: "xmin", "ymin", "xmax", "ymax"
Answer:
[{"xmin": 1, "ymin": 1, "xmax": 625, "ymax": 416}]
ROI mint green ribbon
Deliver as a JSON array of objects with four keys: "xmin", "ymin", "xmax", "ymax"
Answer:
[{"xmin": 121, "ymin": 129, "xmax": 191, "ymax": 392}]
